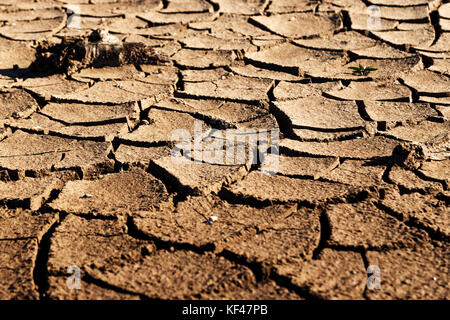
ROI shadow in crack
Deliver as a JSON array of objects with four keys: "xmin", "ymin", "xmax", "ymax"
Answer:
[{"xmin": 0, "ymin": 66, "xmax": 55, "ymax": 80}]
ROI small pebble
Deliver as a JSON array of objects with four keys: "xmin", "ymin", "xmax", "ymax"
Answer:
[{"xmin": 204, "ymin": 216, "xmax": 218, "ymax": 224}]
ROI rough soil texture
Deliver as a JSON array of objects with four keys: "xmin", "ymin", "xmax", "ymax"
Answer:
[{"xmin": 0, "ymin": 0, "xmax": 448, "ymax": 300}]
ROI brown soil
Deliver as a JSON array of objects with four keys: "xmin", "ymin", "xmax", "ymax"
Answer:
[{"xmin": 0, "ymin": 0, "xmax": 448, "ymax": 300}]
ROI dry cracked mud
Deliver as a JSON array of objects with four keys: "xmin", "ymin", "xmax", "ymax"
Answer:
[{"xmin": 0, "ymin": 0, "xmax": 448, "ymax": 301}]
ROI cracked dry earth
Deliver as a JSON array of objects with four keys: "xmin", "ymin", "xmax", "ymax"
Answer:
[{"xmin": 0, "ymin": 0, "xmax": 449, "ymax": 301}]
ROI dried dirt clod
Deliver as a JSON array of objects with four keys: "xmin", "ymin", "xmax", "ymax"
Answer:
[
  {"xmin": 273, "ymin": 97, "xmax": 366, "ymax": 131},
  {"xmin": 0, "ymin": 176, "xmax": 64, "ymax": 211},
  {"xmin": 0, "ymin": 207, "xmax": 58, "ymax": 240},
  {"xmin": 31, "ymin": 29, "xmax": 171, "ymax": 75},
  {"xmin": 390, "ymin": 143, "xmax": 427, "ymax": 170},
  {"xmin": 222, "ymin": 207, "xmax": 321, "ymax": 264},
  {"xmin": 323, "ymin": 160, "xmax": 386, "ymax": 188},
  {"xmin": 365, "ymin": 245, "xmax": 449, "ymax": 300},
  {"xmin": 326, "ymin": 201, "xmax": 429, "ymax": 249},
  {"xmin": 275, "ymin": 155, "xmax": 339, "ymax": 180},
  {"xmin": 280, "ymin": 136, "xmax": 400, "ymax": 160},
  {"xmin": 364, "ymin": 101, "xmax": 438, "ymax": 123},
  {"xmin": 47, "ymin": 214, "xmax": 147, "ymax": 277},
  {"xmin": 150, "ymin": 156, "xmax": 248, "ymax": 195},
  {"xmin": 389, "ymin": 165, "xmax": 443, "ymax": 193},
  {"xmin": 114, "ymin": 144, "xmax": 173, "ymax": 168},
  {"xmin": 225, "ymin": 170, "xmax": 363, "ymax": 204},
  {"xmin": 0, "ymin": 239, "xmax": 39, "ymax": 299},
  {"xmin": 250, "ymin": 12, "xmax": 343, "ymax": 38},
  {"xmin": 85, "ymin": 249, "xmax": 256, "ymax": 299},
  {"xmin": 0, "ymin": 130, "xmax": 113, "ymax": 175},
  {"xmin": 381, "ymin": 189, "xmax": 449, "ymax": 240},
  {"xmin": 203, "ymin": 280, "xmax": 303, "ymax": 299},
  {"xmin": 387, "ymin": 123, "xmax": 450, "ymax": 161},
  {"xmin": 273, "ymin": 81, "xmax": 342, "ymax": 101},
  {"xmin": 419, "ymin": 159, "xmax": 450, "ymax": 185},
  {"xmin": 47, "ymin": 275, "xmax": 139, "ymax": 300},
  {"xmin": 0, "ymin": 89, "xmax": 39, "ymax": 122},
  {"xmin": 133, "ymin": 195, "xmax": 298, "ymax": 250},
  {"xmin": 49, "ymin": 168, "xmax": 171, "ymax": 217},
  {"xmin": 274, "ymin": 249, "xmax": 367, "ymax": 300},
  {"xmin": 405, "ymin": 139, "xmax": 450, "ymax": 165}
]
